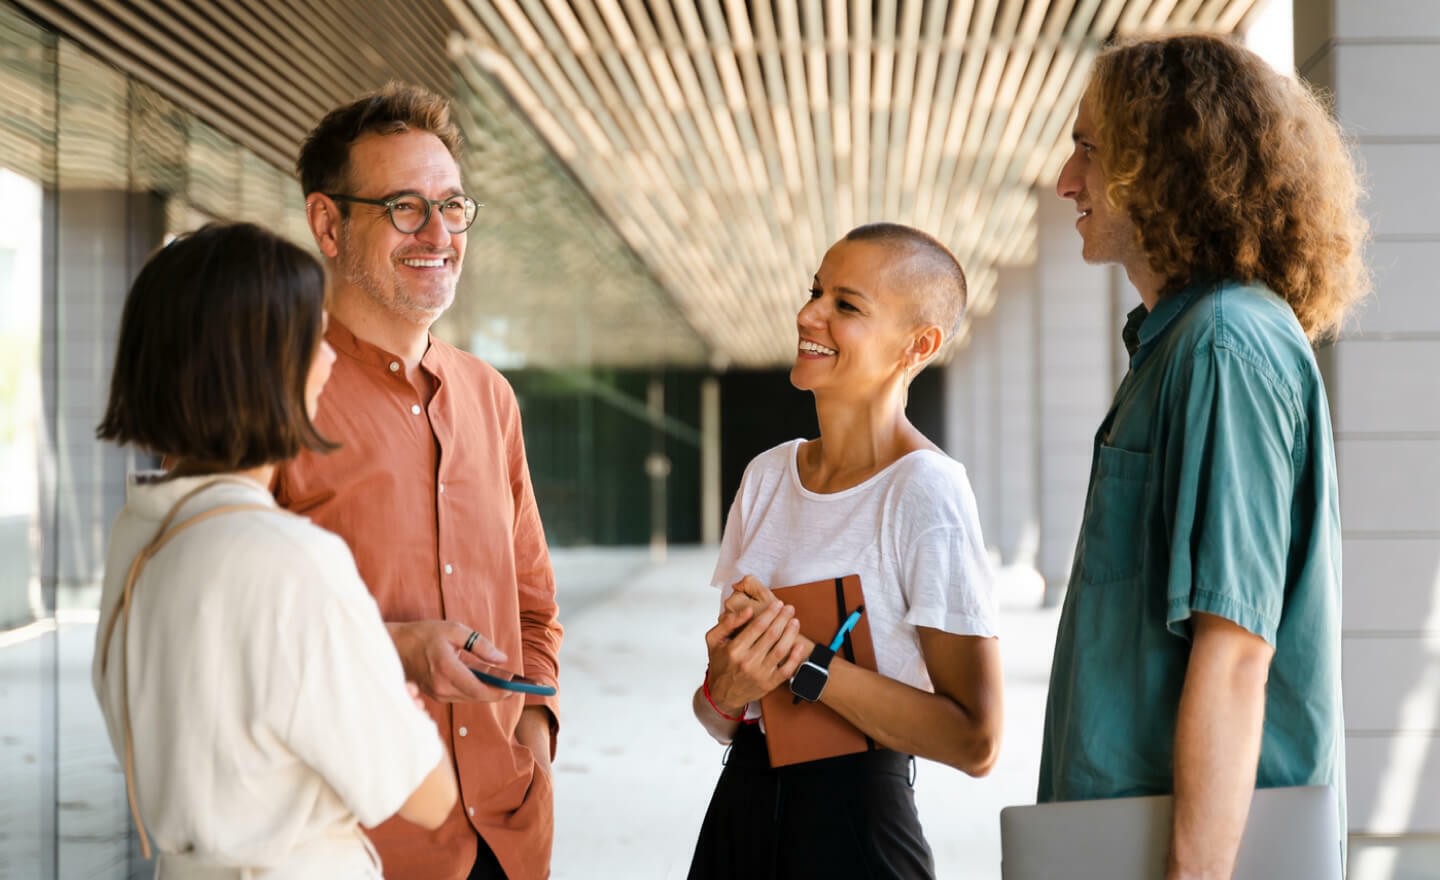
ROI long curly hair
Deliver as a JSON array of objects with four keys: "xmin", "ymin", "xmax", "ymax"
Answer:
[{"xmin": 1087, "ymin": 33, "xmax": 1369, "ymax": 340}]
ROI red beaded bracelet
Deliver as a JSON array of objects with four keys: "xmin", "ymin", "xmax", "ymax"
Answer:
[{"xmin": 702, "ymin": 670, "xmax": 747, "ymax": 723}]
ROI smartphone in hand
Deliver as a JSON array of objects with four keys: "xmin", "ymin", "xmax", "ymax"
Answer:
[{"xmin": 471, "ymin": 663, "xmax": 557, "ymax": 696}]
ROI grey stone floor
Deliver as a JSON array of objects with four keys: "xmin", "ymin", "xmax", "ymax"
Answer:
[
  {"xmin": 0, "ymin": 546, "xmax": 1060, "ymax": 880},
  {"xmin": 7, "ymin": 548, "xmax": 1434, "ymax": 878},
  {"xmin": 548, "ymin": 546, "xmax": 1058, "ymax": 880}
]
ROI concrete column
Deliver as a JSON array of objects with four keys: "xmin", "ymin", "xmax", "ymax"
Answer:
[
  {"xmin": 700, "ymin": 377, "xmax": 721, "ymax": 546},
  {"xmin": 965, "ymin": 316, "xmax": 1000, "ymax": 547},
  {"xmin": 994, "ymin": 265, "xmax": 1041, "ymax": 574},
  {"xmin": 943, "ymin": 336, "xmax": 977, "ymax": 477},
  {"xmin": 49, "ymin": 188, "xmax": 149, "ymax": 591},
  {"xmin": 1294, "ymin": 1, "xmax": 1440, "ymax": 875},
  {"xmin": 1034, "ymin": 190, "xmax": 1118, "ymax": 604}
]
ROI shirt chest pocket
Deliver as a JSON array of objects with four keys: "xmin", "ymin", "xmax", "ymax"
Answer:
[{"xmin": 1076, "ymin": 445, "xmax": 1152, "ymax": 585}]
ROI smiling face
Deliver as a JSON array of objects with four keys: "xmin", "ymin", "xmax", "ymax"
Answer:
[
  {"xmin": 1057, "ymin": 95, "xmax": 1144, "ymax": 274},
  {"xmin": 331, "ymin": 129, "xmax": 466, "ymax": 329},
  {"xmin": 790, "ymin": 239, "xmax": 930, "ymax": 401}
]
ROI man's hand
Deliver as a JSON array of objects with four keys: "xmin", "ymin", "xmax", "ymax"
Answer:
[
  {"xmin": 387, "ymin": 620, "xmax": 512, "ymax": 703},
  {"xmin": 1169, "ymin": 612, "xmax": 1275, "ymax": 880},
  {"xmin": 515, "ymin": 705, "xmax": 555, "ymax": 774}
]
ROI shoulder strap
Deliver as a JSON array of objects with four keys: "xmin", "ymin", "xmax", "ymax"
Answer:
[{"xmin": 97, "ymin": 478, "xmax": 279, "ymax": 859}]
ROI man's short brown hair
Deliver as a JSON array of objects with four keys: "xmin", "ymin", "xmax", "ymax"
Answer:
[
  {"xmin": 97, "ymin": 223, "xmax": 335, "ymax": 471},
  {"xmin": 296, "ymin": 81, "xmax": 463, "ymax": 199}
]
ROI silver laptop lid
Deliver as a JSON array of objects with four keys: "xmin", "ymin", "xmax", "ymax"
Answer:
[{"xmin": 1000, "ymin": 785, "xmax": 1340, "ymax": 880}]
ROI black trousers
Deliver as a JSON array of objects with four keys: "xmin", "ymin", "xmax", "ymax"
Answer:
[
  {"xmin": 688, "ymin": 724, "xmax": 935, "ymax": 880},
  {"xmin": 466, "ymin": 833, "xmax": 507, "ymax": 880}
]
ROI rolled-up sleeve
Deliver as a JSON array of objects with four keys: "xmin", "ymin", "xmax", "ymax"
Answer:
[{"xmin": 504, "ymin": 387, "xmax": 563, "ymax": 724}]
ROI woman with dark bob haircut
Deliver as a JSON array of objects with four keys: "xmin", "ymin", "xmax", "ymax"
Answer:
[{"xmin": 93, "ymin": 223, "xmax": 459, "ymax": 878}]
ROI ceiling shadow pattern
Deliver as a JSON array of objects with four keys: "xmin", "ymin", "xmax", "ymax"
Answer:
[{"xmin": 446, "ymin": 0, "xmax": 1261, "ymax": 366}]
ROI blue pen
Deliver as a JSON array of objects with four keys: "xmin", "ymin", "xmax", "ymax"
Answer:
[
  {"xmin": 792, "ymin": 605, "xmax": 867, "ymax": 705},
  {"xmin": 828, "ymin": 605, "xmax": 865, "ymax": 652}
]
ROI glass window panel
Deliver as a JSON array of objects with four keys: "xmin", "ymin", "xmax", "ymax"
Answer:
[
  {"xmin": 0, "ymin": 6, "xmax": 57, "ymax": 878},
  {"xmin": 54, "ymin": 35, "xmax": 139, "ymax": 880},
  {"xmin": 56, "ymin": 43, "xmax": 126, "ymax": 191},
  {"xmin": 129, "ymin": 82, "xmax": 188, "ymax": 198},
  {"xmin": 2, "ymin": 11, "xmax": 320, "ymax": 879},
  {"xmin": 0, "ymin": 6, "xmax": 56, "ymax": 186},
  {"xmin": 186, "ymin": 119, "xmax": 240, "ymax": 222},
  {"xmin": 238, "ymin": 150, "xmax": 307, "ymax": 246}
]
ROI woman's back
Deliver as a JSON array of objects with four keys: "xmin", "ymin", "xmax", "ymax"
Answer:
[{"xmin": 93, "ymin": 476, "xmax": 441, "ymax": 877}]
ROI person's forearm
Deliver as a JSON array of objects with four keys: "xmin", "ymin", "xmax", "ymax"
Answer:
[
  {"xmin": 517, "ymin": 705, "xmax": 555, "ymax": 764},
  {"xmin": 822, "ymin": 660, "xmax": 1000, "ymax": 775},
  {"xmin": 1169, "ymin": 620, "xmax": 1272, "ymax": 879},
  {"xmin": 385, "ymin": 621, "xmax": 418, "ymax": 677},
  {"xmin": 692, "ymin": 685, "xmax": 743, "ymax": 744}
]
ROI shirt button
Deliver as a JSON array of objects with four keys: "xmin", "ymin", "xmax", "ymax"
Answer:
[
  {"xmin": 438, "ymin": 482, "xmax": 446, "ymax": 494},
  {"xmin": 410, "ymin": 404, "xmax": 421, "ymax": 415},
  {"xmin": 458, "ymin": 726, "xmax": 468, "ymax": 737},
  {"xmin": 389, "ymin": 361, "xmax": 400, "ymax": 372},
  {"xmin": 467, "ymin": 806, "xmax": 475, "ymax": 817},
  {"xmin": 444, "ymin": 563, "xmax": 454, "ymax": 575}
]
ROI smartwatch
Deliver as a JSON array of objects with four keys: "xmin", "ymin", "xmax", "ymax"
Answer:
[{"xmin": 789, "ymin": 644, "xmax": 836, "ymax": 703}]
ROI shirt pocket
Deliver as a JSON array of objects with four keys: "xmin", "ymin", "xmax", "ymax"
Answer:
[{"xmin": 1076, "ymin": 445, "xmax": 1152, "ymax": 585}]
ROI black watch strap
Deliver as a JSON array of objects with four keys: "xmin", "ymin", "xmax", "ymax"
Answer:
[
  {"xmin": 789, "ymin": 643, "xmax": 836, "ymax": 702},
  {"xmin": 806, "ymin": 643, "xmax": 836, "ymax": 670}
]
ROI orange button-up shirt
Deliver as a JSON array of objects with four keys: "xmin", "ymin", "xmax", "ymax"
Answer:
[{"xmin": 275, "ymin": 319, "xmax": 562, "ymax": 880}]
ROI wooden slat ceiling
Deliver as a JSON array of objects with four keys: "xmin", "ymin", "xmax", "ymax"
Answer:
[
  {"xmin": 9, "ymin": 0, "xmax": 705, "ymax": 367},
  {"xmin": 12, "ymin": 0, "xmax": 458, "ymax": 173},
  {"xmin": 10, "ymin": 0, "xmax": 1261, "ymax": 368},
  {"xmin": 445, "ymin": 0, "xmax": 1261, "ymax": 366}
]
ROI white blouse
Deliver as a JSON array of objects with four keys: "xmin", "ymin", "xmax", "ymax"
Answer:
[
  {"xmin": 92, "ymin": 475, "xmax": 442, "ymax": 878},
  {"xmin": 713, "ymin": 440, "xmax": 998, "ymax": 717}
]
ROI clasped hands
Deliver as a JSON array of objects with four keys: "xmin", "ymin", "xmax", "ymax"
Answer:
[{"xmin": 703, "ymin": 576, "xmax": 816, "ymax": 716}]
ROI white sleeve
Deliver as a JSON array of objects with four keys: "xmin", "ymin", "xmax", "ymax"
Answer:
[
  {"xmin": 281, "ymin": 546, "xmax": 443, "ymax": 828},
  {"xmin": 899, "ymin": 484, "xmax": 999, "ymax": 638},
  {"xmin": 901, "ymin": 524, "xmax": 998, "ymax": 637}
]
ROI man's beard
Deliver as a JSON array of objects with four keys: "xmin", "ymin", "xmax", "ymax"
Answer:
[{"xmin": 336, "ymin": 224, "xmax": 455, "ymax": 326}]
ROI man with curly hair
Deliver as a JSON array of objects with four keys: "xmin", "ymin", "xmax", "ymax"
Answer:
[{"xmin": 1039, "ymin": 33, "xmax": 1367, "ymax": 878}]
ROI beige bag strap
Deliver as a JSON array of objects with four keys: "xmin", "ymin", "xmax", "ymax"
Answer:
[{"xmin": 97, "ymin": 477, "xmax": 279, "ymax": 860}]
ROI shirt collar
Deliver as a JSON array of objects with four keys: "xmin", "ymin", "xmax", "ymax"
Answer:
[
  {"xmin": 1126, "ymin": 279, "xmax": 1210, "ymax": 369},
  {"xmin": 326, "ymin": 316, "xmax": 439, "ymax": 374}
]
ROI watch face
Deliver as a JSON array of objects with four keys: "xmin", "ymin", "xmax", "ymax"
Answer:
[{"xmin": 790, "ymin": 661, "xmax": 828, "ymax": 702}]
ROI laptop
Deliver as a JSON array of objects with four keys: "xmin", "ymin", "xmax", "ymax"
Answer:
[{"xmin": 1000, "ymin": 785, "xmax": 1341, "ymax": 880}]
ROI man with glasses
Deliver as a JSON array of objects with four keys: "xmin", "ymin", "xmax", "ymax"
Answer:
[{"xmin": 277, "ymin": 83, "xmax": 563, "ymax": 880}]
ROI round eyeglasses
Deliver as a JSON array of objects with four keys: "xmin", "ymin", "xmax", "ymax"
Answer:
[{"xmin": 324, "ymin": 191, "xmax": 480, "ymax": 234}]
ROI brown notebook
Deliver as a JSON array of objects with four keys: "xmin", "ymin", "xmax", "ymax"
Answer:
[{"xmin": 758, "ymin": 573, "xmax": 878, "ymax": 768}]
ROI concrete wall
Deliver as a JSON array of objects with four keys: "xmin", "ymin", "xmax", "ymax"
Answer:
[
  {"xmin": 1033, "ymin": 194, "xmax": 1118, "ymax": 601},
  {"xmin": 1296, "ymin": 1, "xmax": 1440, "ymax": 876},
  {"xmin": 944, "ymin": 191, "xmax": 1115, "ymax": 603}
]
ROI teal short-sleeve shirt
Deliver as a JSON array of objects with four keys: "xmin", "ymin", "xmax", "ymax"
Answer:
[{"xmin": 1038, "ymin": 280, "xmax": 1345, "ymax": 821}]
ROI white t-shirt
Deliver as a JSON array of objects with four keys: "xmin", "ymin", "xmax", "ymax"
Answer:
[
  {"xmin": 712, "ymin": 440, "xmax": 997, "ymax": 712},
  {"xmin": 92, "ymin": 476, "xmax": 442, "ymax": 879}
]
